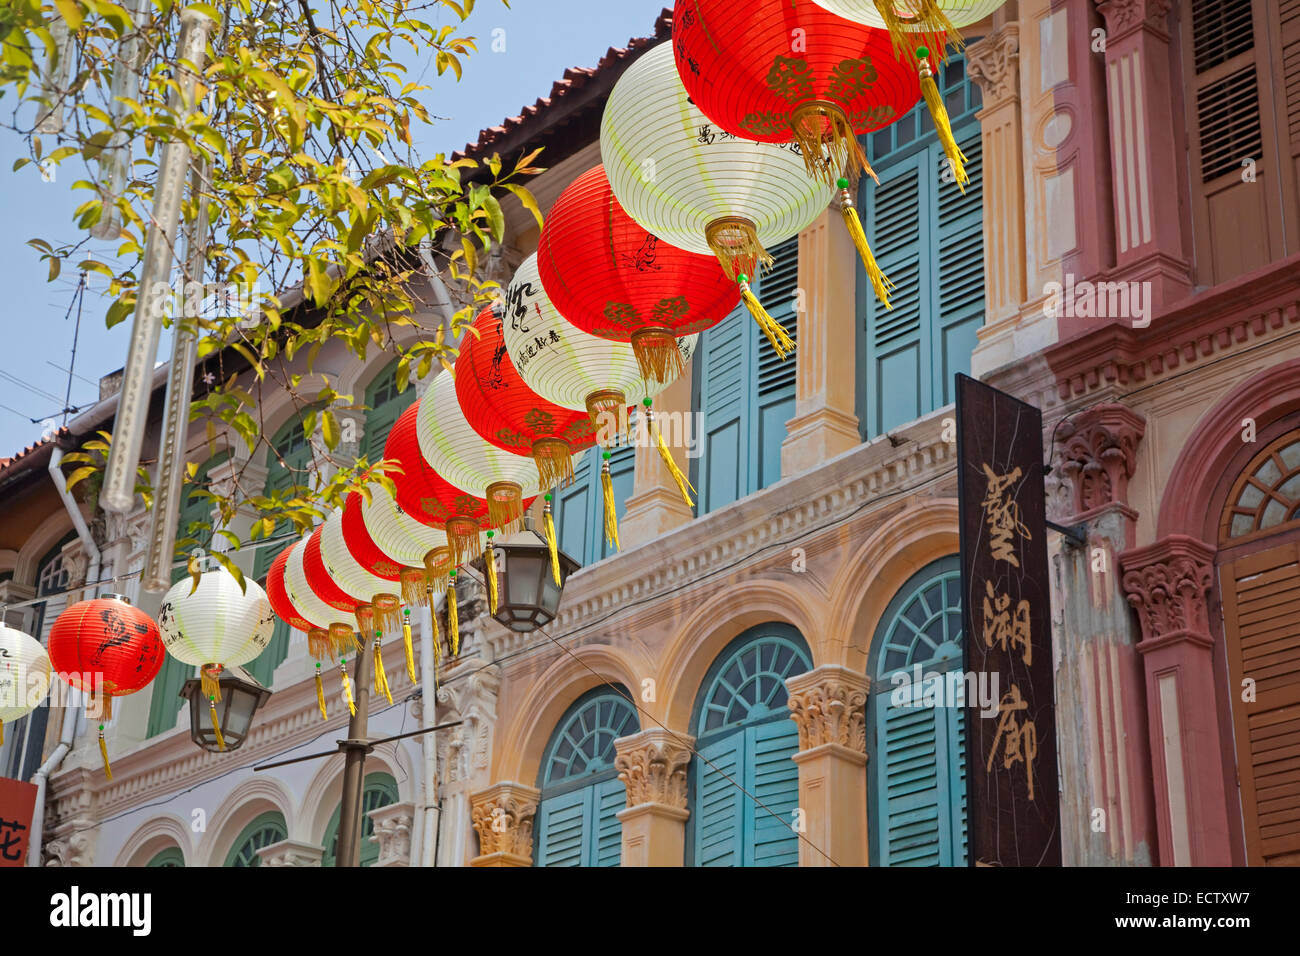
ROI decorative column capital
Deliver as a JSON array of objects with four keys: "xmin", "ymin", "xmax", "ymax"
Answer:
[
  {"xmin": 966, "ymin": 24, "xmax": 1020, "ymax": 105},
  {"xmin": 786, "ymin": 665, "xmax": 869, "ymax": 758},
  {"xmin": 256, "ymin": 839, "xmax": 323, "ymax": 867},
  {"xmin": 1120, "ymin": 535, "xmax": 1215, "ymax": 652},
  {"xmin": 614, "ymin": 729, "xmax": 694, "ymax": 811},
  {"xmin": 1095, "ymin": 0, "xmax": 1173, "ymax": 40},
  {"xmin": 368, "ymin": 801, "xmax": 414, "ymax": 867},
  {"xmin": 1054, "ymin": 403, "xmax": 1146, "ymax": 518},
  {"xmin": 469, "ymin": 781, "xmax": 540, "ymax": 865}
]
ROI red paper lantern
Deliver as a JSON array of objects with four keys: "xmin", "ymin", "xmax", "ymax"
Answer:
[
  {"xmin": 455, "ymin": 307, "xmax": 598, "ymax": 489},
  {"xmin": 536, "ymin": 165, "xmax": 738, "ymax": 385},
  {"xmin": 385, "ymin": 403, "xmax": 525, "ymax": 565},
  {"xmin": 672, "ymin": 0, "xmax": 920, "ymax": 181},
  {"xmin": 342, "ymin": 492, "xmax": 403, "ymax": 582},
  {"xmin": 266, "ymin": 547, "xmax": 317, "ymax": 636},
  {"xmin": 47, "ymin": 594, "xmax": 165, "ymax": 720}
]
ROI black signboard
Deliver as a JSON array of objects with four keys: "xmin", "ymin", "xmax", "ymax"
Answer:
[{"xmin": 955, "ymin": 373, "xmax": 1061, "ymax": 866}]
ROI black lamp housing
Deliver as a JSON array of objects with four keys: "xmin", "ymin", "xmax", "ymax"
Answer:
[
  {"xmin": 474, "ymin": 534, "xmax": 580, "ymax": 633},
  {"xmin": 180, "ymin": 663, "xmax": 272, "ymax": 753}
]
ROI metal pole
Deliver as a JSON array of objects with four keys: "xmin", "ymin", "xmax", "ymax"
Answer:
[
  {"xmin": 336, "ymin": 634, "xmax": 373, "ymax": 868},
  {"xmin": 418, "ymin": 602, "xmax": 440, "ymax": 866},
  {"xmin": 101, "ymin": 8, "xmax": 214, "ymax": 513},
  {"xmin": 142, "ymin": 159, "xmax": 207, "ymax": 591}
]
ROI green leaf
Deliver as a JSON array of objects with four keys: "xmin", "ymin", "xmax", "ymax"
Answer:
[
  {"xmin": 211, "ymin": 550, "xmax": 247, "ymax": 594},
  {"xmin": 48, "ymin": 257, "xmax": 61, "ymax": 282},
  {"xmin": 501, "ymin": 183, "xmax": 543, "ymax": 230},
  {"xmin": 322, "ymin": 409, "xmax": 340, "ymax": 450},
  {"xmin": 483, "ymin": 194, "xmax": 505, "ymax": 243},
  {"xmin": 54, "ymin": 0, "xmax": 84, "ymax": 30},
  {"xmin": 63, "ymin": 465, "xmax": 98, "ymax": 491}
]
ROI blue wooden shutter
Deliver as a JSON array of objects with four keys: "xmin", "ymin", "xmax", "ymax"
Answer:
[
  {"xmin": 535, "ymin": 788, "xmax": 589, "ymax": 867},
  {"xmin": 748, "ymin": 718, "xmax": 801, "ymax": 866},
  {"xmin": 693, "ymin": 733, "xmax": 744, "ymax": 866},
  {"xmin": 554, "ymin": 447, "xmax": 593, "ymax": 564},
  {"xmin": 594, "ymin": 777, "xmax": 627, "ymax": 867},
  {"xmin": 695, "ymin": 308, "xmax": 751, "ymax": 514},
  {"xmin": 755, "ymin": 238, "xmax": 799, "ymax": 488},
  {"xmin": 876, "ymin": 693, "xmax": 945, "ymax": 865},
  {"xmin": 935, "ymin": 133, "xmax": 984, "ymax": 409},
  {"xmin": 863, "ymin": 153, "xmax": 926, "ymax": 438},
  {"xmin": 858, "ymin": 55, "xmax": 983, "ymax": 439},
  {"xmin": 363, "ymin": 361, "xmax": 416, "ymax": 462}
]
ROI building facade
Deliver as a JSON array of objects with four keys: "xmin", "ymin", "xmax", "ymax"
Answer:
[{"xmin": 1, "ymin": 0, "xmax": 1297, "ymax": 867}]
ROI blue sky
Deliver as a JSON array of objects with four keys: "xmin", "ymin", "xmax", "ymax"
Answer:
[{"xmin": 0, "ymin": 0, "xmax": 666, "ymax": 458}]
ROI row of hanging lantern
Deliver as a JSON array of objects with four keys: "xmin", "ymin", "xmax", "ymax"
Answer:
[{"xmin": 35, "ymin": 0, "xmax": 1005, "ymax": 775}]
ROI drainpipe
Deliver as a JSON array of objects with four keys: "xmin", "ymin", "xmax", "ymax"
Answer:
[
  {"xmin": 28, "ymin": 446, "xmax": 100, "ymax": 865},
  {"xmin": 418, "ymin": 594, "xmax": 442, "ymax": 867}
]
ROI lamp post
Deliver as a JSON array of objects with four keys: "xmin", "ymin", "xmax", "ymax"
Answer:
[
  {"xmin": 473, "ymin": 531, "xmax": 580, "ymax": 633},
  {"xmin": 180, "ymin": 664, "xmax": 271, "ymax": 752}
]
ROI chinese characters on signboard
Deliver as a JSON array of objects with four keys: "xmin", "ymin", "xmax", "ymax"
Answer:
[
  {"xmin": 0, "ymin": 777, "xmax": 37, "ymax": 867},
  {"xmin": 956, "ymin": 374, "xmax": 1061, "ymax": 866}
]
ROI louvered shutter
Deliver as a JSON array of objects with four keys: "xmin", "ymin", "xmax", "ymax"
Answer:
[
  {"xmin": 693, "ymin": 733, "xmax": 744, "ymax": 866},
  {"xmin": 877, "ymin": 694, "xmax": 944, "ymax": 865},
  {"xmin": 864, "ymin": 152, "xmax": 926, "ymax": 437},
  {"xmin": 935, "ymin": 134, "xmax": 984, "ymax": 409},
  {"xmin": 535, "ymin": 788, "xmax": 590, "ymax": 867},
  {"xmin": 554, "ymin": 446, "xmax": 593, "ymax": 564},
  {"xmin": 594, "ymin": 777, "xmax": 627, "ymax": 867},
  {"xmin": 1219, "ymin": 539, "xmax": 1300, "ymax": 866},
  {"xmin": 1284, "ymin": 0, "xmax": 1300, "ymax": 172},
  {"xmin": 1184, "ymin": 0, "xmax": 1289, "ymax": 282},
  {"xmin": 695, "ymin": 307, "xmax": 751, "ymax": 514},
  {"xmin": 363, "ymin": 363, "xmax": 416, "ymax": 462},
  {"xmin": 756, "ymin": 239, "xmax": 799, "ymax": 488},
  {"xmin": 748, "ymin": 718, "xmax": 801, "ymax": 866}
]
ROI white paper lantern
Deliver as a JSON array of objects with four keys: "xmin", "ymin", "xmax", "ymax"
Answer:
[
  {"xmin": 359, "ymin": 482, "xmax": 450, "ymax": 606},
  {"xmin": 503, "ymin": 254, "xmax": 697, "ymax": 423},
  {"xmin": 283, "ymin": 536, "xmax": 357, "ymax": 659},
  {"xmin": 417, "ymin": 371, "xmax": 545, "ymax": 534},
  {"xmin": 156, "ymin": 562, "xmax": 277, "ymax": 701},
  {"xmin": 601, "ymin": 43, "xmax": 834, "ymax": 281},
  {"xmin": 812, "ymin": 0, "xmax": 1007, "ymax": 33},
  {"xmin": 0, "ymin": 623, "xmax": 51, "ymax": 743}
]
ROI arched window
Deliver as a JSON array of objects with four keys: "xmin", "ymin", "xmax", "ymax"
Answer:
[
  {"xmin": 867, "ymin": 555, "xmax": 967, "ymax": 866},
  {"xmin": 249, "ymin": 414, "xmax": 318, "ymax": 686},
  {"xmin": 145, "ymin": 846, "xmax": 185, "ymax": 867},
  {"xmin": 363, "ymin": 360, "xmax": 417, "ymax": 462},
  {"xmin": 692, "ymin": 236, "xmax": 799, "ymax": 514},
  {"xmin": 1217, "ymin": 426, "xmax": 1300, "ymax": 866},
  {"xmin": 857, "ymin": 54, "xmax": 983, "ymax": 440},
  {"xmin": 147, "ymin": 451, "xmax": 231, "ymax": 738},
  {"xmin": 534, "ymin": 687, "xmax": 639, "ymax": 867},
  {"xmin": 688, "ymin": 625, "xmax": 811, "ymax": 866},
  {"xmin": 223, "ymin": 810, "xmax": 288, "ymax": 867},
  {"xmin": 321, "ymin": 772, "xmax": 399, "ymax": 867}
]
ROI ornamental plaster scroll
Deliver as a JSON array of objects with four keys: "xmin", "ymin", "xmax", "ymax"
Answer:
[
  {"xmin": 43, "ymin": 831, "xmax": 92, "ymax": 867},
  {"xmin": 470, "ymin": 782, "xmax": 539, "ymax": 860},
  {"xmin": 786, "ymin": 666, "xmax": 869, "ymax": 754},
  {"xmin": 1054, "ymin": 403, "xmax": 1146, "ymax": 516},
  {"xmin": 966, "ymin": 25, "xmax": 1020, "ymax": 104},
  {"xmin": 1095, "ymin": 0, "xmax": 1173, "ymax": 38},
  {"xmin": 1119, "ymin": 535, "xmax": 1215, "ymax": 647},
  {"xmin": 369, "ymin": 801, "xmax": 415, "ymax": 867},
  {"xmin": 436, "ymin": 664, "xmax": 500, "ymax": 787},
  {"xmin": 614, "ymin": 730, "xmax": 694, "ymax": 810},
  {"xmin": 257, "ymin": 839, "xmax": 324, "ymax": 867}
]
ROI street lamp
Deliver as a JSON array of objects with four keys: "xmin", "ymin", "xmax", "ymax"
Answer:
[
  {"xmin": 475, "ymin": 532, "xmax": 580, "ymax": 633},
  {"xmin": 180, "ymin": 664, "xmax": 271, "ymax": 752}
]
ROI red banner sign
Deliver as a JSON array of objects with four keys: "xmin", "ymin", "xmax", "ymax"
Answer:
[{"xmin": 0, "ymin": 776, "xmax": 38, "ymax": 867}]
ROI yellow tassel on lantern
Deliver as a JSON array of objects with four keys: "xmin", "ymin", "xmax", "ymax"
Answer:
[
  {"xmin": 430, "ymin": 593, "xmax": 443, "ymax": 692},
  {"xmin": 644, "ymin": 401, "xmax": 694, "ymax": 508},
  {"xmin": 201, "ymin": 664, "xmax": 222, "ymax": 702},
  {"xmin": 532, "ymin": 439, "xmax": 577, "ymax": 491},
  {"xmin": 839, "ymin": 180, "xmax": 894, "ymax": 308},
  {"xmin": 447, "ymin": 574, "xmax": 460, "ymax": 656},
  {"xmin": 340, "ymin": 661, "xmax": 357, "ymax": 717},
  {"xmin": 308, "ymin": 627, "xmax": 332, "ymax": 660},
  {"xmin": 601, "ymin": 454, "xmax": 621, "ymax": 551},
  {"xmin": 705, "ymin": 216, "xmax": 773, "ymax": 281},
  {"xmin": 0, "ymin": 718, "xmax": 4, "ymax": 746},
  {"xmin": 373, "ymin": 595, "xmax": 403, "ymax": 641},
  {"xmin": 629, "ymin": 326, "xmax": 686, "ymax": 387},
  {"xmin": 315, "ymin": 665, "xmax": 328, "ymax": 720},
  {"xmin": 918, "ymin": 51, "xmax": 968, "ymax": 192},
  {"xmin": 373, "ymin": 638, "xmax": 393, "ymax": 706},
  {"xmin": 402, "ymin": 611, "xmax": 417, "ymax": 683},
  {"xmin": 98, "ymin": 726, "xmax": 112, "ymax": 781},
  {"xmin": 209, "ymin": 698, "xmax": 227, "ymax": 752},
  {"xmin": 484, "ymin": 537, "xmax": 499, "ymax": 616},
  {"xmin": 543, "ymin": 497, "xmax": 561, "ymax": 585},
  {"xmin": 738, "ymin": 275, "xmax": 794, "ymax": 360},
  {"xmin": 872, "ymin": 1, "xmax": 954, "ymax": 65},
  {"xmin": 400, "ymin": 567, "xmax": 428, "ymax": 608}
]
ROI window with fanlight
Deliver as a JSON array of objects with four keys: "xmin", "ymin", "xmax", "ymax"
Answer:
[
  {"xmin": 1220, "ymin": 432, "xmax": 1300, "ymax": 543},
  {"xmin": 223, "ymin": 811, "xmax": 288, "ymax": 867}
]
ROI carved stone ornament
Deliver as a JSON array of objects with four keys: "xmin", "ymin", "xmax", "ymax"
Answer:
[
  {"xmin": 369, "ymin": 802, "xmax": 415, "ymax": 866},
  {"xmin": 966, "ymin": 25, "xmax": 1020, "ymax": 103},
  {"xmin": 256, "ymin": 839, "xmax": 324, "ymax": 867},
  {"xmin": 470, "ymin": 782, "xmax": 540, "ymax": 860},
  {"xmin": 1120, "ymin": 535, "xmax": 1214, "ymax": 647},
  {"xmin": 614, "ymin": 730, "xmax": 694, "ymax": 810},
  {"xmin": 786, "ymin": 666, "xmax": 869, "ymax": 754},
  {"xmin": 1095, "ymin": 0, "xmax": 1174, "ymax": 38},
  {"xmin": 1054, "ymin": 403, "xmax": 1145, "ymax": 516}
]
